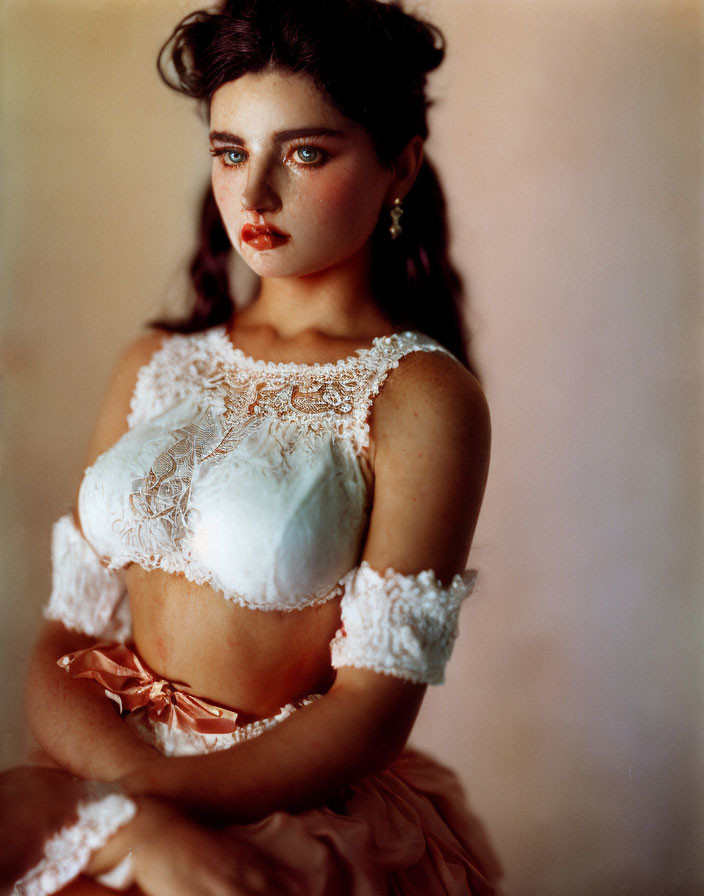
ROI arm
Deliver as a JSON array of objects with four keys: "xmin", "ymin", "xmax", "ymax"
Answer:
[
  {"xmin": 120, "ymin": 352, "xmax": 491, "ymax": 821},
  {"xmin": 24, "ymin": 330, "xmax": 167, "ymax": 781},
  {"xmin": 25, "ymin": 621, "xmax": 159, "ymax": 780},
  {"xmin": 121, "ymin": 668, "xmax": 424, "ymax": 822}
]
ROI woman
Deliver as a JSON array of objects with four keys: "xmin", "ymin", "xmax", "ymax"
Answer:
[{"xmin": 8, "ymin": 0, "xmax": 498, "ymax": 892}]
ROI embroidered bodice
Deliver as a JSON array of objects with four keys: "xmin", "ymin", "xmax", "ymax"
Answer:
[
  {"xmin": 77, "ymin": 327, "xmax": 450, "ymax": 611},
  {"xmin": 47, "ymin": 326, "xmax": 479, "ymax": 688}
]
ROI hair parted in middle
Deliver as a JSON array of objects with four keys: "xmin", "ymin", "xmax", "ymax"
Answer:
[{"xmin": 156, "ymin": 0, "xmax": 475, "ymax": 371}]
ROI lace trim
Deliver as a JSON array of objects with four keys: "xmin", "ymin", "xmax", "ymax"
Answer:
[
  {"xmin": 103, "ymin": 544, "xmax": 343, "ymax": 612},
  {"xmin": 44, "ymin": 515, "xmax": 131, "ymax": 640},
  {"xmin": 93, "ymin": 329, "xmax": 456, "ymax": 610},
  {"xmin": 127, "ymin": 327, "xmax": 453, "ymax": 455},
  {"xmin": 330, "ymin": 562, "xmax": 477, "ymax": 685},
  {"xmin": 13, "ymin": 786, "xmax": 136, "ymax": 896},
  {"xmin": 128, "ymin": 694, "xmax": 321, "ymax": 757}
]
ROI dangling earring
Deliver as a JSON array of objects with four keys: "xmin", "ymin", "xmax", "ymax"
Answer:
[{"xmin": 389, "ymin": 197, "xmax": 404, "ymax": 239}]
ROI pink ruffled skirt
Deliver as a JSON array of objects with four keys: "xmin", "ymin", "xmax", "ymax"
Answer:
[
  {"xmin": 59, "ymin": 642, "xmax": 502, "ymax": 894},
  {"xmin": 229, "ymin": 749, "xmax": 503, "ymax": 895}
]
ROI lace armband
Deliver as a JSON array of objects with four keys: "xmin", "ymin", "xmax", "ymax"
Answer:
[
  {"xmin": 44, "ymin": 514, "xmax": 131, "ymax": 641},
  {"xmin": 330, "ymin": 562, "xmax": 477, "ymax": 685},
  {"xmin": 13, "ymin": 783, "xmax": 137, "ymax": 896}
]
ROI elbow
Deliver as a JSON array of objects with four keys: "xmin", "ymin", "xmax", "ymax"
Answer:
[
  {"xmin": 364, "ymin": 699, "xmax": 421, "ymax": 776},
  {"xmin": 24, "ymin": 638, "xmax": 51, "ymax": 746},
  {"xmin": 23, "ymin": 625, "xmax": 58, "ymax": 743},
  {"xmin": 331, "ymin": 672, "xmax": 426, "ymax": 780},
  {"xmin": 23, "ymin": 622, "xmax": 90, "ymax": 743}
]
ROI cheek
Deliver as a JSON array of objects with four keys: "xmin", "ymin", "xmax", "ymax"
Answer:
[
  {"xmin": 313, "ymin": 176, "xmax": 358, "ymax": 214},
  {"xmin": 294, "ymin": 166, "xmax": 386, "ymax": 233},
  {"xmin": 211, "ymin": 169, "xmax": 243, "ymax": 232}
]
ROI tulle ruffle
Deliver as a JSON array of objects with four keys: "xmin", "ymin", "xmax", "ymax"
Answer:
[{"xmin": 221, "ymin": 749, "xmax": 502, "ymax": 895}]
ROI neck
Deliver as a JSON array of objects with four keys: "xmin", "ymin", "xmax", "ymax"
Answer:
[{"xmin": 235, "ymin": 246, "xmax": 392, "ymax": 342}]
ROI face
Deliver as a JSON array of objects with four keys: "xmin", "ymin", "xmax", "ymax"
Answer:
[{"xmin": 209, "ymin": 68, "xmax": 395, "ymax": 279}]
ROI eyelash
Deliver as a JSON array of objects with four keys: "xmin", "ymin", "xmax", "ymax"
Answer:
[{"xmin": 209, "ymin": 141, "xmax": 329, "ymax": 170}]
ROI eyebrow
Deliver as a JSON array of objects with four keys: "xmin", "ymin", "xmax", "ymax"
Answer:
[{"xmin": 208, "ymin": 127, "xmax": 345, "ymax": 145}]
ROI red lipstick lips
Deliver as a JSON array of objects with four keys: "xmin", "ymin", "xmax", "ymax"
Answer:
[{"xmin": 241, "ymin": 222, "xmax": 289, "ymax": 251}]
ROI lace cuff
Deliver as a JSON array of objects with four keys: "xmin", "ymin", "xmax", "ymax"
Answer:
[
  {"xmin": 330, "ymin": 562, "xmax": 477, "ymax": 685},
  {"xmin": 44, "ymin": 514, "xmax": 131, "ymax": 641},
  {"xmin": 13, "ymin": 784, "xmax": 137, "ymax": 896}
]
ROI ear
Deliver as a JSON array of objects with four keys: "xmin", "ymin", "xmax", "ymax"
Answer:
[{"xmin": 384, "ymin": 136, "xmax": 424, "ymax": 204}]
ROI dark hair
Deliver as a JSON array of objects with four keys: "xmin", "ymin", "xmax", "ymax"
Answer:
[{"xmin": 155, "ymin": 0, "xmax": 474, "ymax": 370}]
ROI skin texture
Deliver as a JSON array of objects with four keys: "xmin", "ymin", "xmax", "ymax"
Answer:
[
  {"xmin": 211, "ymin": 70, "xmax": 396, "ymax": 282},
  {"xmin": 21, "ymin": 68, "xmax": 491, "ymax": 895}
]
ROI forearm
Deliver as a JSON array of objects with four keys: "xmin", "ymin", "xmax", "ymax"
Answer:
[
  {"xmin": 25, "ymin": 623, "xmax": 158, "ymax": 780},
  {"xmin": 121, "ymin": 670, "xmax": 424, "ymax": 823}
]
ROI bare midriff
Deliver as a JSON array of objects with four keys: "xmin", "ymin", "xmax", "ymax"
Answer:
[{"xmin": 125, "ymin": 565, "xmax": 342, "ymax": 722}]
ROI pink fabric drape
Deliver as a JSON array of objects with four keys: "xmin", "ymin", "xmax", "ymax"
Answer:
[{"xmin": 58, "ymin": 642, "xmax": 239, "ymax": 735}]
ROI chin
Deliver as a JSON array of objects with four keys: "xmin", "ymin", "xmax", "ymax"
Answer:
[
  {"xmin": 237, "ymin": 247, "xmax": 351, "ymax": 280},
  {"xmin": 238, "ymin": 254, "xmax": 306, "ymax": 279}
]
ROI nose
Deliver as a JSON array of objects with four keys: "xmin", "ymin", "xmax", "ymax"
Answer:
[{"xmin": 240, "ymin": 160, "xmax": 281, "ymax": 213}]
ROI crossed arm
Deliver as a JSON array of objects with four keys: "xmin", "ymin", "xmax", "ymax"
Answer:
[
  {"xmin": 24, "ymin": 339, "xmax": 490, "ymax": 826},
  {"xmin": 26, "ymin": 619, "xmax": 425, "ymax": 818}
]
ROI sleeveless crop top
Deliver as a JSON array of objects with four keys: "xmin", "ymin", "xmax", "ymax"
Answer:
[
  {"xmin": 78, "ymin": 328, "xmax": 448, "ymax": 610},
  {"xmin": 47, "ymin": 327, "xmax": 478, "ymax": 685}
]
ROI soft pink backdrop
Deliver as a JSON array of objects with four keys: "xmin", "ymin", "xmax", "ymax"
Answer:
[{"xmin": 1, "ymin": 1, "xmax": 702, "ymax": 893}]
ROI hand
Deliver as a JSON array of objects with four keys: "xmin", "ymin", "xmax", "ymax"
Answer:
[
  {"xmin": 0, "ymin": 765, "xmax": 89, "ymax": 894},
  {"xmin": 97, "ymin": 797, "xmax": 291, "ymax": 896}
]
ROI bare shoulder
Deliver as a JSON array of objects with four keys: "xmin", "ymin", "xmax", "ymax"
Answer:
[
  {"xmin": 83, "ymin": 327, "xmax": 169, "ymax": 467},
  {"xmin": 370, "ymin": 349, "xmax": 490, "ymax": 464},
  {"xmin": 364, "ymin": 350, "xmax": 491, "ymax": 580},
  {"xmin": 111, "ymin": 327, "xmax": 170, "ymax": 392}
]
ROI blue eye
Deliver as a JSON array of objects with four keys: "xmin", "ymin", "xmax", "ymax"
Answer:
[
  {"xmin": 296, "ymin": 146, "xmax": 321, "ymax": 164},
  {"xmin": 210, "ymin": 147, "xmax": 247, "ymax": 167},
  {"xmin": 224, "ymin": 150, "xmax": 246, "ymax": 166}
]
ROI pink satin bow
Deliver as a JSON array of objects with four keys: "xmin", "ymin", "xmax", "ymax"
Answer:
[{"xmin": 58, "ymin": 642, "xmax": 239, "ymax": 735}]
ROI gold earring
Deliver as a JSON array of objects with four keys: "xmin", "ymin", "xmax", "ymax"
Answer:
[{"xmin": 389, "ymin": 197, "xmax": 404, "ymax": 239}]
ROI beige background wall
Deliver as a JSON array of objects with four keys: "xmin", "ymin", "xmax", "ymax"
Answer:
[{"xmin": 1, "ymin": 1, "xmax": 702, "ymax": 893}]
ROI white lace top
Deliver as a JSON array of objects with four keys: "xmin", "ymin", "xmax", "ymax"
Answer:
[{"xmin": 46, "ymin": 327, "xmax": 477, "ymax": 685}]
